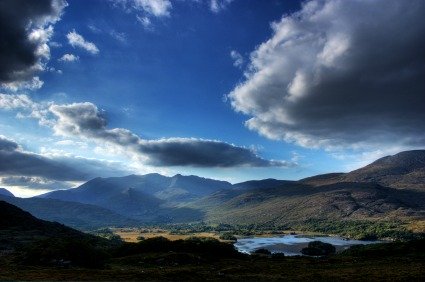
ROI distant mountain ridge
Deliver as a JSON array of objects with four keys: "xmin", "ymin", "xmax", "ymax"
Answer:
[
  {"xmin": 1, "ymin": 150, "xmax": 424, "ymax": 230},
  {"xmin": 38, "ymin": 173, "xmax": 230, "ymax": 223}
]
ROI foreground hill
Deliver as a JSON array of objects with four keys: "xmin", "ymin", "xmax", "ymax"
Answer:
[
  {"xmin": 0, "ymin": 194, "xmax": 140, "ymax": 230},
  {"xmin": 0, "ymin": 201, "xmax": 106, "ymax": 249},
  {"xmin": 0, "ymin": 188, "xmax": 14, "ymax": 197}
]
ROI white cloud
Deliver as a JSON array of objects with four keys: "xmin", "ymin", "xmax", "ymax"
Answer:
[
  {"xmin": 110, "ymin": 30, "xmax": 127, "ymax": 43},
  {"xmin": 88, "ymin": 24, "xmax": 102, "ymax": 33},
  {"xmin": 228, "ymin": 0, "xmax": 425, "ymax": 152},
  {"xmin": 1, "ymin": 77, "xmax": 44, "ymax": 92},
  {"xmin": 112, "ymin": 0, "xmax": 171, "ymax": 29},
  {"xmin": 59, "ymin": 53, "xmax": 79, "ymax": 62},
  {"xmin": 67, "ymin": 30, "xmax": 99, "ymax": 54},
  {"xmin": 137, "ymin": 15, "xmax": 152, "ymax": 28},
  {"xmin": 230, "ymin": 50, "xmax": 244, "ymax": 68},
  {"xmin": 28, "ymin": 25, "xmax": 55, "ymax": 60},
  {"xmin": 210, "ymin": 0, "xmax": 233, "ymax": 13},
  {"xmin": 133, "ymin": 0, "xmax": 172, "ymax": 17},
  {"xmin": 0, "ymin": 93, "xmax": 52, "ymax": 126},
  {"xmin": 0, "ymin": 94, "xmax": 35, "ymax": 109}
]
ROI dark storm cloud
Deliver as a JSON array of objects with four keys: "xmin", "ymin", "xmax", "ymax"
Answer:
[
  {"xmin": 228, "ymin": 0, "xmax": 425, "ymax": 150},
  {"xmin": 0, "ymin": 176, "xmax": 72, "ymax": 190},
  {"xmin": 0, "ymin": 0, "xmax": 66, "ymax": 83},
  {"xmin": 0, "ymin": 137, "xmax": 19, "ymax": 151},
  {"xmin": 49, "ymin": 102, "xmax": 293, "ymax": 167},
  {"xmin": 0, "ymin": 136, "xmax": 86, "ymax": 181},
  {"xmin": 138, "ymin": 138, "xmax": 289, "ymax": 167},
  {"xmin": 0, "ymin": 136, "xmax": 130, "ymax": 184}
]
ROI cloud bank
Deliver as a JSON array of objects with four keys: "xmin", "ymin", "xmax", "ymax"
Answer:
[
  {"xmin": 0, "ymin": 135, "xmax": 86, "ymax": 181},
  {"xmin": 228, "ymin": 0, "xmax": 425, "ymax": 150},
  {"xmin": 0, "ymin": 94, "xmax": 292, "ymax": 168},
  {"xmin": 49, "ymin": 102, "xmax": 292, "ymax": 167},
  {"xmin": 0, "ymin": 135, "xmax": 131, "ymax": 191},
  {"xmin": 0, "ymin": 0, "xmax": 67, "ymax": 89}
]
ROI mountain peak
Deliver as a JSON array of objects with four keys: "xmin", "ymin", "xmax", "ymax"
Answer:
[
  {"xmin": 342, "ymin": 150, "xmax": 425, "ymax": 190},
  {"xmin": 371, "ymin": 150, "xmax": 425, "ymax": 167}
]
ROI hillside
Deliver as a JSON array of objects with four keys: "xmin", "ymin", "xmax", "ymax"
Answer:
[
  {"xmin": 193, "ymin": 181, "xmax": 425, "ymax": 227},
  {"xmin": 342, "ymin": 150, "xmax": 425, "ymax": 190},
  {"xmin": 0, "ymin": 201, "xmax": 106, "ymax": 249},
  {"xmin": 0, "ymin": 194, "xmax": 140, "ymax": 230},
  {"xmin": 0, "ymin": 188, "xmax": 14, "ymax": 197},
  {"xmin": 301, "ymin": 150, "xmax": 425, "ymax": 190},
  {"xmin": 38, "ymin": 173, "xmax": 230, "ymax": 223}
]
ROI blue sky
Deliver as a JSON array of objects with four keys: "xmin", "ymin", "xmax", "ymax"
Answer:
[{"xmin": 1, "ymin": 0, "xmax": 424, "ymax": 197}]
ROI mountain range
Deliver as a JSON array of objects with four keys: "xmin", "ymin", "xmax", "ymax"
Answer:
[{"xmin": 0, "ymin": 150, "xmax": 424, "ymax": 230}]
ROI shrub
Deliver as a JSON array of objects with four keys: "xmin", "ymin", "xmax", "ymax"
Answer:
[
  {"xmin": 253, "ymin": 248, "xmax": 271, "ymax": 255},
  {"xmin": 113, "ymin": 236, "xmax": 241, "ymax": 259},
  {"xmin": 20, "ymin": 238, "xmax": 109, "ymax": 268},
  {"xmin": 219, "ymin": 232, "xmax": 237, "ymax": 241},
  {"xmin": 271, "ymin": 252, "xmax": 285, "ymax": 259},
  {"xmin": 301, "ymin": 241, "xmax": 336, "ymax": 256}
]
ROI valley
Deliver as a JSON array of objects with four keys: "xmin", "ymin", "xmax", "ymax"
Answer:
[
  {"xmin": 0, "ymin": 150, "xmax": 424, "ymax": 280},
  {"xmin": 1, "ymin": 150, "xmax": 424, "ymax": 241}
]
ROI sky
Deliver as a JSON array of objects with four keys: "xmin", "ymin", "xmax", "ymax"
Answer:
[{"xmin": 0, "ymin": 0, "xmax": 424, "ymax": 197}]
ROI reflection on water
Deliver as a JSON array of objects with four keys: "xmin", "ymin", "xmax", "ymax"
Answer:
[{"xmin": 234, "ymin": 234, "xmax": 381, "ymax": 256}]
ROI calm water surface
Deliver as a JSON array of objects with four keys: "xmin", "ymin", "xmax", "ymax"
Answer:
[{"xmin": 234, "ymin": 234, "xmax": 381, "ymax": 256}]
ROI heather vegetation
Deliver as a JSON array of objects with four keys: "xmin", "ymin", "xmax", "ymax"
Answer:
[
  {"xmin": 1, "ymin": 236, "xmax": 424, "ymax": 280},
  {"xmin": 150, "ymin": 219, "xmax": 422, "ymax": 241},
  {"xmin": 298, "ymin": 219, "xmax": 422, "ymax": 240}
]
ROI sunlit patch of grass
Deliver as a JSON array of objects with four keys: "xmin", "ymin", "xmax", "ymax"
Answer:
[
  {"xmin": 406, "ymin": 220, "xmax": 425, "ymax": 233},
  {"xmin": 112, "ymin": 228, "xmax": 221, "ymax": 243}
]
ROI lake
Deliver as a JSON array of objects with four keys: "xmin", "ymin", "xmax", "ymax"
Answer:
[{"xmin": 234, "ymin": 234, "xmax": 381, "ymax": 256}]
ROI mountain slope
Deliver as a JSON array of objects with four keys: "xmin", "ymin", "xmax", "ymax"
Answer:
[
  {"xmin": 39, "ymin": 173, "xmax": 229, "ymax": 223},
  {"xmin": 233, "ymin": 179, "xmax": 294, "ymax": 190},
  {"xmin": 0, "ymin": 188, "xmax": 14, "ymax": 197},
  {"xmin": 342, "ymin": 150, "xmax": 425, "ymax": 190},
  {"xmin": 0, "ymin": 200, "xmax": 106, "ymax": 249},
  {"xmin": 300, "ymin": 150, "xmax": 425, "ymax": 190},
  {"xmin": 0, "ymin": 194, "xmax": 139, "ymax": 230},
  {"xmin": 195, "ymin": 181, "xmax": 425, "ymax": 226},
  {"xmin": 194, "ymin": 151, "xmax": 425, "ymax": 226}
]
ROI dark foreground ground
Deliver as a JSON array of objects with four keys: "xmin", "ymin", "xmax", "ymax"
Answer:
[{"xmin": 1, "ymin": 239, "xmax": 424, "ymax": 281}]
